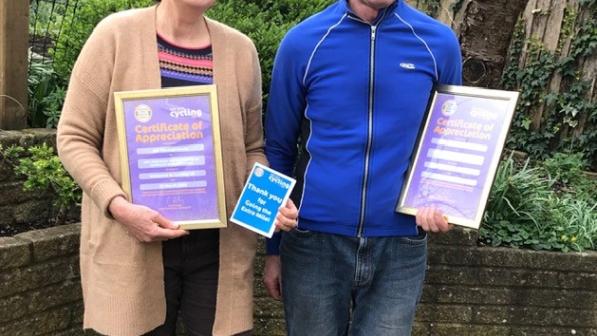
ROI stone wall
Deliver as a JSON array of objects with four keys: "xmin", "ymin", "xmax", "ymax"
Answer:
[
  {"xmin": 253, "ymin": 229, "xmax": 597, "ymax": 336},
  {"xmin": 0, "ymin": 129, "xmax": 58, "ymax": 236},
  {"xmin": 0, "ymin": 224, "xmax": 81, "ymax": 335},
  {"xmin": 0, "ymin": 225, "xmax": 596, "ymax": 335},
  {"xmin": 416, "ymin": 230, "xmax": 597, "ymax": 335}
]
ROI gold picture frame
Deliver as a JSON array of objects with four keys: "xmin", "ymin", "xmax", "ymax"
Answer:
[{"xmin": 114, "ymin": 85, "xmax": 227, "ymax": 230}]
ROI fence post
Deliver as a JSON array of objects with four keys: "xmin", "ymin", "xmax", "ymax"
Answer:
[{"xmin": 0, "ymin": 0, "xmax": 29, "ymax": 130}]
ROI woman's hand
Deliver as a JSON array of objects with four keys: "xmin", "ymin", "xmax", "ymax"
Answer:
[
  {"xmin": 263, "ymin": 255, "xmax": 283, "ymax": 300},
  {"xmin": 416, "ymin": 207, "xmax": 453, "ymax": 233},
  {"xmin": 274, "ymin": 199, "xmax": 299, "ymax": 232},
  {"xmin": 108, "ymin": 196, "xmax": 189, "ymax": 242}
]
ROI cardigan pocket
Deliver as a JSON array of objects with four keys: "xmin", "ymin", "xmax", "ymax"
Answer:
[
  {"xmin": 86, "ymin": 201, "xmax": 147, "ymax": 266},
  {"xmin": 93, "ymin": 226, "xmax": 147, "ymax": 266}
]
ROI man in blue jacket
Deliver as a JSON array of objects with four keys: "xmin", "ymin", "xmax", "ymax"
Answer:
[{"xmin": 264, "ymin": 0, "xmax": 462, "ymax": 334}]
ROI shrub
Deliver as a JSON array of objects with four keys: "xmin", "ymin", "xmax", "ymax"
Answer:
[
  {"xmin": 28, "ymin": 53, "xmax": 66, "ymax": 128},
  {"xmin": 29, "ymin": 0, "xmax": 66, "ymax": 47},
  {"xmin": 544, "ymin": 152, "xmax": 587, "ymax": 185},
  {"xmin": 51, "ymin": 0, "xmax": 334, "ymax": 90},
  {"xmin": 481, "ymin": 155, "xmax": 597, "ymax": 252},
  {"xmin": 39, "ymin": 0, "xmax": 331, "ymax": 126},
  {"xmin": 52, "ymin": 0, "xmax": 154, "ymax": 79},
  {"xmin": 0, "ymin": 143, "xmax": 81, "ymax": 224},
  {"xmin": 543, "ymin": 152, "xmax": 596, "ymax": 204},
  {"xmin": 208, "ymin": 0, "xmax": 334, "ymax": 101}
]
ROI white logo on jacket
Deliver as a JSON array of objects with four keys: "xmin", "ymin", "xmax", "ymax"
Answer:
[{"xmin": 400, "ymin": 62, "xmax": 416, "ymax": 70}]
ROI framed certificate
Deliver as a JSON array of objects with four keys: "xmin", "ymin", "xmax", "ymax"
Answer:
[
  {"xmin": 114, "ymin": 85, "xmax": 227, "ymax": 230},
  {"xmin": 396, "ymin": 85, "xmax": 519, "ymax": 229}
]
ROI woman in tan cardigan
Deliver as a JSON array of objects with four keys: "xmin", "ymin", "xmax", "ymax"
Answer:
[{"xmin": 57, "ymin": 1, "xmax": 297, "ymax": 335}]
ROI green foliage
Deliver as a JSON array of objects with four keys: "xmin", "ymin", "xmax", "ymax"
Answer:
[
  {"xmin": 501, "ymin": 5, "xmax": 597, "ymax": 168},
  {"xmin": 28, "ymin": 0, "xmax": 153, "ymax": 128},
  {"xmin": 577, "ymin": 0, "xmax": 596, "ymax": 10},
  {"xmin": 41, "ymin": 86, "xmax": 67, "ymax": 128},
  {"xmin": 483, "ymin": 157, "xmax": 554, "ymax": 240},
  {"xmin": 481, "ymin": 155, "xmax": 597, "ymax": 252},
  {"xmin": 543, "ymin": 152, "xmax": 596, "ymax": 205},
  {"xmin": 407, "ymin": 0, "xmax": 441, "ymax": 16},
  {"xmin": 0, "ymin": 144, "xmax": 81, "ymax": 224},
  {"xmin": 52, "ymin": 0, "xmax": 154, "ymax": 79},
  {"xmin": 0, "ymin": 144, "xmax": 25, "ymax": 160},
  {"xmin": 37, "ymin": 0, "xmax": 333, "ymax": 124},
  {"xmin": 403, "ymin": 0, "xmax": 462, "ymax": 18},
  {"xmin": 544, "ymin": 152, "xmax": 586, "ymax": 185},
  {"xmin": 208, "ymin": 0, "xmax": 334, "ymax": 101},
  {"xmin": 29, "ymin": 0, "xmax": 65, "ymax": 38},
  {"xmin": 28, "ymin": 54, "xmax": 66, "ymax": 128},
  {"xmin": 21, "ymin": 0, "xmax": 597, "ymax": 252}
]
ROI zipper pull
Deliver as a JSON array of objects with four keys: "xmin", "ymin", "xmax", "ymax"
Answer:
[{"xmin": 371, "ymin": 26, "xmax": 377, "ymax": 40}]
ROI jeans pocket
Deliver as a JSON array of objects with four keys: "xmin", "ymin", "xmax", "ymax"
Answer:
[
  {"xmin": 282, "ymin": 227, "xmax": 313, "ymax": 247},
  {"xmin": 396, "ymin": 231, "xmax": 428, "ymax": 246},
  {"xmin": 280, "ymin": 227, "xmax": 316, "ymax": 260},
  {"xmin": 294, "ymin": 227, "xmax": 312, "ymax": 234}
]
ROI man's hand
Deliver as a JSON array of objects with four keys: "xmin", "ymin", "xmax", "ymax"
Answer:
[
  {"xmin": 108, "ymin": 196, "xmax": 189, "ymax": 242},
  {"xmin": 275, "ymin": 199, "xmax": 298, "ymax": 232},
  {"xmin": 416, "ymin": 207, "xmax": 453, "ymax": 233},
  {"xmin": 263, "ymin": 255, "xmax": 282, "ymax": 300}
]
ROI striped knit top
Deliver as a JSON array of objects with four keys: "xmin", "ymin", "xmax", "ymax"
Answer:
[{"xmin": 157, "ymin": 33, "xmax": 213, "ymax": 87}]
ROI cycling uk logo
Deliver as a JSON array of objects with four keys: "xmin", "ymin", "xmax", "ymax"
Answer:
[
  {"xmin": 255, "ymin": 167, "xmax": 265, "ymax": 178},
  {"xmin": 134, "ymin": 104, "xmax": 153, "ymax": 123},
  {"xmin": 441, "ymin": 100, "xmax": 458, "ymax": 117}
]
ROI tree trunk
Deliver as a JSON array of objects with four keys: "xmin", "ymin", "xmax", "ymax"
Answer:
[{"xmin": 436, "ymin": 0, "xmax": 529, "ymax": 89}]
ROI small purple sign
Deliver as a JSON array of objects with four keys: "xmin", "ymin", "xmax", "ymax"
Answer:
[
  {"xmin": 122, "ymin": 94, "xmax": 218, "ymax": 223},
  {"xmin": 399, "ymin": 87, "xmax": 518, "ymax": 228}
]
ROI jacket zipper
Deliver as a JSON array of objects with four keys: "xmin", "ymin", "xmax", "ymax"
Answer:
[{"xmin": 357, "ymin": 24, "xmax": 377, "ymax": 237}]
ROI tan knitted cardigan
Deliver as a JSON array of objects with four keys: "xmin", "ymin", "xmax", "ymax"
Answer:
[{"xmin": 57, "ymin": 6, "xmax": 265, "ymax": 336}]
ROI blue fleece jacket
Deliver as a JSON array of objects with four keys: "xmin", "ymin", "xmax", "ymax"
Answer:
[{"xmin": 265, "ymin": 0, "xmax": 462, "ymax": 254}]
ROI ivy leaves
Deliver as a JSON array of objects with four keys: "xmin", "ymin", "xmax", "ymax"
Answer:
[{"xmin": 501, "ymin": 7, "xmax": 596, "ymax": 168}]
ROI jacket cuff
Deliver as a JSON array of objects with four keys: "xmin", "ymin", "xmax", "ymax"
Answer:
[
  {"xmin": 91, "ymin": 178, "xmax": 126, "ymax": 219},
  {"xmin": 266, "ymin": 232, "xmax": 282, "ymax": 255}
]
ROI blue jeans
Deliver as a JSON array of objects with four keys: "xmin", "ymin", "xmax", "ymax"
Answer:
[{"xmin": 280, "ymin": 229, "xmax": 427, "ymax": 336}]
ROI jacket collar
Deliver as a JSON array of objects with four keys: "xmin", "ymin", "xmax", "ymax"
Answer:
[{"xmin": 339, "ymin": 0, "xmax": 399, "ymax": 23}]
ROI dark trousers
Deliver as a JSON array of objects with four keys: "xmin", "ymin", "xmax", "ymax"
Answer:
[{"xmin": 145, "ymin": 229, "xmax": 222, "ymax": 336}]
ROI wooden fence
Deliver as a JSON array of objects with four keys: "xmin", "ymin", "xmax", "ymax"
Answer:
[
  {"xmin": 410, "ymin": 0, "xmax": 595, "ymax": 164},
  {"xmin": 519, "ymin": 0, "xmax": 595, "ymax": 139},
  {"xmin": 0, "ymin": 0, "xmax": 29, "ymax": 130}
]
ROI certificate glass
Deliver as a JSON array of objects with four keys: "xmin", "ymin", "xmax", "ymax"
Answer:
[
  {"xmin": 396, "ymin": 85, "xmax": 519, "ymax": 229},
  {"xmin": 114, "ymin": 85, "xmax": 227, "ymax": 230}
]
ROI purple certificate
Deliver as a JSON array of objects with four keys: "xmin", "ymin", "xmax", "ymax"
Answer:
[
  {"xmin": 114, "ymin": 86, "xmax": 227, "ymax": 230},
  {"xmin": 397, "ymin": 85, "xmax": 519, "ymax": 229}
]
